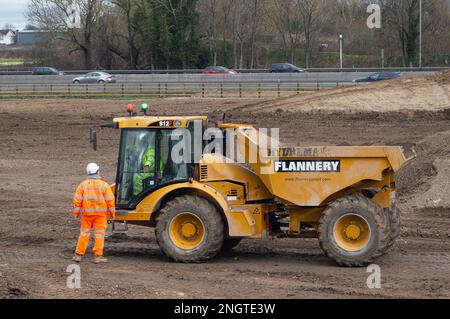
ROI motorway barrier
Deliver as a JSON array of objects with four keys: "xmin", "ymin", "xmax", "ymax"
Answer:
[{"xmin": 0, "ymin": 81, "xmax": 357, "ymax": 99}]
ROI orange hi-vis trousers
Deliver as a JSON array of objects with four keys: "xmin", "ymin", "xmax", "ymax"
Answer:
[{"xmin": 76, "ymin": 215, "xmax": 107, "ymax": 257}]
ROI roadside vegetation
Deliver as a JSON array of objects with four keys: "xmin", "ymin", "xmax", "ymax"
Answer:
[{"xmin": 2, "ymin": 0, "xmax": 449, "ymax": 70}]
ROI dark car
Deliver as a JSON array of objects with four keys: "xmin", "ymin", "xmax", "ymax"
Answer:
[
  {"xmin": 32, "ymin": 67, "xmax": 64, "ymax": 75},
  {"xmin": 269, "ymin": 63, "xmax": 305, "ymax": 73},
  {"xmin": 353, "ymin": 72, "xmax": 401, "ymax": 83},
  {"xmin": 203, "ymin": 66, "xmax": 238, "ymax": 74}
]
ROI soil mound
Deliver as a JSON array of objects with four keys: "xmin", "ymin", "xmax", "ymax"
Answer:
[{"xmin": 234, "ymin": 72, "xmax": 450, "ymax": 114}]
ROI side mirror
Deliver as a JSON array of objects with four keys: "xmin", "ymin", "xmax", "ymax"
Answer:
[{"xmin": 90, "ymin": 128, "xmax": 97, "ymax": 151}]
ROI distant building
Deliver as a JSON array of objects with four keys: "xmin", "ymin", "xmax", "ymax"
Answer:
[
  {"xmin": 0, "ymin": 29, "xmax": 16, "ymax": 45},
  {"xmin": 17, "ymin": 30, "xmax": 46, "ymax": 45}
]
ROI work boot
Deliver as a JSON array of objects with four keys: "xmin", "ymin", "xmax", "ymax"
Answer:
[
  {"xmin": 72, "ymin": 254, "xmax": 83, "ymax": 263},
  {"xmin": 94, "ymin": 256, "xmax": 108, "ymax": 264}
]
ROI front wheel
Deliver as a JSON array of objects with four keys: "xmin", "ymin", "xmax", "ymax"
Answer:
[
  {"xmin": 155, "ymin": 195, "xmax": 224, "ymax": 263},
  {"xmin": 318, "ymin": 195, "xmax": 389, "ymax": 267},
  {"xmin": 73, "ymin": 80, "xmax": 80, "ymax": 84}
]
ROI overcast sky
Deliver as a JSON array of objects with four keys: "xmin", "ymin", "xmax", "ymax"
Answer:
[{"xmin": 0, "ymin": 0, "xmax": 29, "ymax": 29}]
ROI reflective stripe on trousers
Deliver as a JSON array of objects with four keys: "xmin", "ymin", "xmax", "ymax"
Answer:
[{"xmin": 75, "ymin": 215, "xmax": 107, "ymax": 257}]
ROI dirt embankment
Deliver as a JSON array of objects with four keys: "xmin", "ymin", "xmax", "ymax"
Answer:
[{"xmin": 227, "ymin": 70, "xmax": 450, "ymax": 114}]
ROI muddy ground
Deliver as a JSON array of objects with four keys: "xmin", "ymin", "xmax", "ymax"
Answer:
[{"xmin": 0, "ymin": 98, "xmax": 449, "ymax": 299}]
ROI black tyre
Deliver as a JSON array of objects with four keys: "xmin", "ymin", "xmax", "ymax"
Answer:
[
  {"xmin": 384, "ymin": 205, "xmax": 401, "ymax": 252},
  {"xmin": 220, "ymin": 238, "xmax": 242, "ymax": 253},
  {"xmin": 98, "ymin": 80, "xmax": 105, "ymax": 83},
  {"xmin": 155, "ymin": 195, "xmax": 224, "ymax": 263},
  {"xmin": 73, "ymin": 80, "xmax": 80, "ymax": 84},
  {"xmin": 318, "ymin": 195, "xmax": 390, "ymax": 267}
]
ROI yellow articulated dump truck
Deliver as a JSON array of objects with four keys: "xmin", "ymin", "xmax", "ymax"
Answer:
[{"xmin": 105, "ymin": 109, "xmax": 406, "ymax": 267}]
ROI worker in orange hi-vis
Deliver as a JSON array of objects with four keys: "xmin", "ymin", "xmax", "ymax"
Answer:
[{"xmin": 72, "ymin": 163, "xmax": 116, "ymax": 264}]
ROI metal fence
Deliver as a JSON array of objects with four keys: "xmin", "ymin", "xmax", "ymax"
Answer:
[{"xmin": 0, "ymin": 81, "xmax": 355, "ymax": 99}]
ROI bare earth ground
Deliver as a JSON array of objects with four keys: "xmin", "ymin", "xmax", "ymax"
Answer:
[{"xmin": 1, "ymin": 74, "xmax": 450, "ymax": 299}]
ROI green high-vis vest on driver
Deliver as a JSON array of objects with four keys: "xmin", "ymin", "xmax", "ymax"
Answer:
[{"xmin": 133, "ymin": 146, "xmax": 165, "ymax": 196}]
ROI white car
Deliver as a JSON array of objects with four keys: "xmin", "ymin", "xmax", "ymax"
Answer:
[{"xmin": 72, "ymin": 72, "xmax": 117, "ymax": 84}]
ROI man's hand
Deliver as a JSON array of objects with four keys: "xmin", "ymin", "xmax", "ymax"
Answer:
[
  {"xmin": 73, "ymin": 214, "xmax": 81, "ymax": 221},
  {"xmin": 107, "ymin": 214, "xmax": 115, "ymax": 224}
]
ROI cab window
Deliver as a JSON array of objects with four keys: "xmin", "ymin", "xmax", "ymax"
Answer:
[{"xmin": 116, "ymin": 129, "xmax": 191, "ymax": 208}]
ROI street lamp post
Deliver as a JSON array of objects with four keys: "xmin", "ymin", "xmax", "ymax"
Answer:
[
  {"xmin": 339, "ymin": 34, "xmax": 343, "ymax": 69},
  {"xmin": 419, "ymin": 0, "xmax": 423, "ymax": 68}
]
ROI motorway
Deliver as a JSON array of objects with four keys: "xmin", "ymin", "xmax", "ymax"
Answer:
[
  {"xmin": 0, "ymin": 71, "xmax": 437, "ymax": 95},
  {"xmin": 0, "ymin": 71, "xmax": 436, "ymax": 84}
]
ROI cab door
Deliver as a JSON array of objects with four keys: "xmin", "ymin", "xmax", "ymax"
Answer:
[{"xmin": 115, "ymin": 128, "xmax": 192, "ymax": 209}]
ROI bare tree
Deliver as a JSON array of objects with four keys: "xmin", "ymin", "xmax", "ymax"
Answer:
[
  {"xmin": 27, "ymin": 0, "xmax": 104, "ymax": 69},
  {"xmin": 111, "ymin": 0, "xmax": 140, "ymax": 69},
  {"xmin": 267, "ymin": 0, "xmax": 302, "ymax": 64},
  {"xmin": 198, "ymin": 0, "xmax": 219, "ymax": 65},
  {"xmin": 247, "ymin": 0, "xmax": 261, "ymax": 69},
  {"xmin": 295, "ymin": 0, "xmax": 326, "ymax": 68},
  {"xmin": 378, "ymin": 0, "xmax": 442, "ymax": 66}
]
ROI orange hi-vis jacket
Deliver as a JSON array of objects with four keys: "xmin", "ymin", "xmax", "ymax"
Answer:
[{"xmin": 72, "ymin": 175, "xmax": 116, "ymax": 218}]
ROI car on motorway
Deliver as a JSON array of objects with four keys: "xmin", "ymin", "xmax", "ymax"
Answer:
[
  {"xmin": 269, "ymin": 63, "xmax": 305, "ymax": 73},
  {"xmin": 72, "ymin": 72, "xmax": 117, "ymax": 84},
  {"xmin": 353, "ymin": 72, "xmax": 401, "ymax": 83},
  {"xmin": 32, "ymin": 67, "xmax": 64, "ymax": 75},
  {"xmin": 203, "ymin": 66, "xmax": 238, "ymax": 74}
]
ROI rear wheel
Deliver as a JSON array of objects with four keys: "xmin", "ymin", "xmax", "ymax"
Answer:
[
  {"xmin": 155, "ymin": 195, "xmax": 224, "ymax": 263},
  {"xmin": 384, "ymin": 205, "xmax": 401, "ymax": 252},
  {"xmin": 73, "ymin": 80, "xmax": 80, "ymax": 84},
  {"xmin": 318, "ymin": 195, "xmax": 389, "ymax": 267}
]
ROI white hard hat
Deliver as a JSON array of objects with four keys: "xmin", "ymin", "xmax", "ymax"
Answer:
[{"xmin": 86, "ymin": 163, "xmax": 100, "ymax": 175}]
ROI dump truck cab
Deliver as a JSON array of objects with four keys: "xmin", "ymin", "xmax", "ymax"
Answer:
[
  {"xmin": 113, "ymin": 116, "xmax": 206, "ymax": 211},
  {"xmin": 108, "ymin": 110, "xmax": 406, "ymax": 267}
]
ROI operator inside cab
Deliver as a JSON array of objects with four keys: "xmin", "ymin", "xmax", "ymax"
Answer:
[
  {"xmin": 133, "ymin": 143, "xmax": 165, "ymax": 196},
  {"xmin": 116, "ymin": 126, "xmax": 191, "ymax": 208}
]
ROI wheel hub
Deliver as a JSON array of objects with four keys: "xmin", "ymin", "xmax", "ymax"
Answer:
[
  {"xmin": 169, "ymin": 212, "xmax": 205, "ymax": 250},
  {"xmin": 333, "ymin": 213, "xmax": 372, "ymax": 252},
  {"xmin": 180, "ymin": 222, "xmax": 199, "ymax": 240},
  {"xmin": 343, "ymin": 222, "xmax": 363, "ymax": 240}
]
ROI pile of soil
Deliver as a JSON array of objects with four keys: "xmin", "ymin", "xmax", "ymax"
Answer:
[
  {"xmin": 429, "ymin": 69, "xmax": 450, "ymax": 85},
  {"xmin": 396, "ymin": 130, "xmax": 450, "ymax": 200},
  {"xmin": 230, "ymin": 71, "xmax": 450, "ymax": 114}
]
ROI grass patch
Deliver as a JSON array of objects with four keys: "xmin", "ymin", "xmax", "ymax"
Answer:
[{"xmin": 0, "ymin": 58, "xmax": 28, "ymax": 66}]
